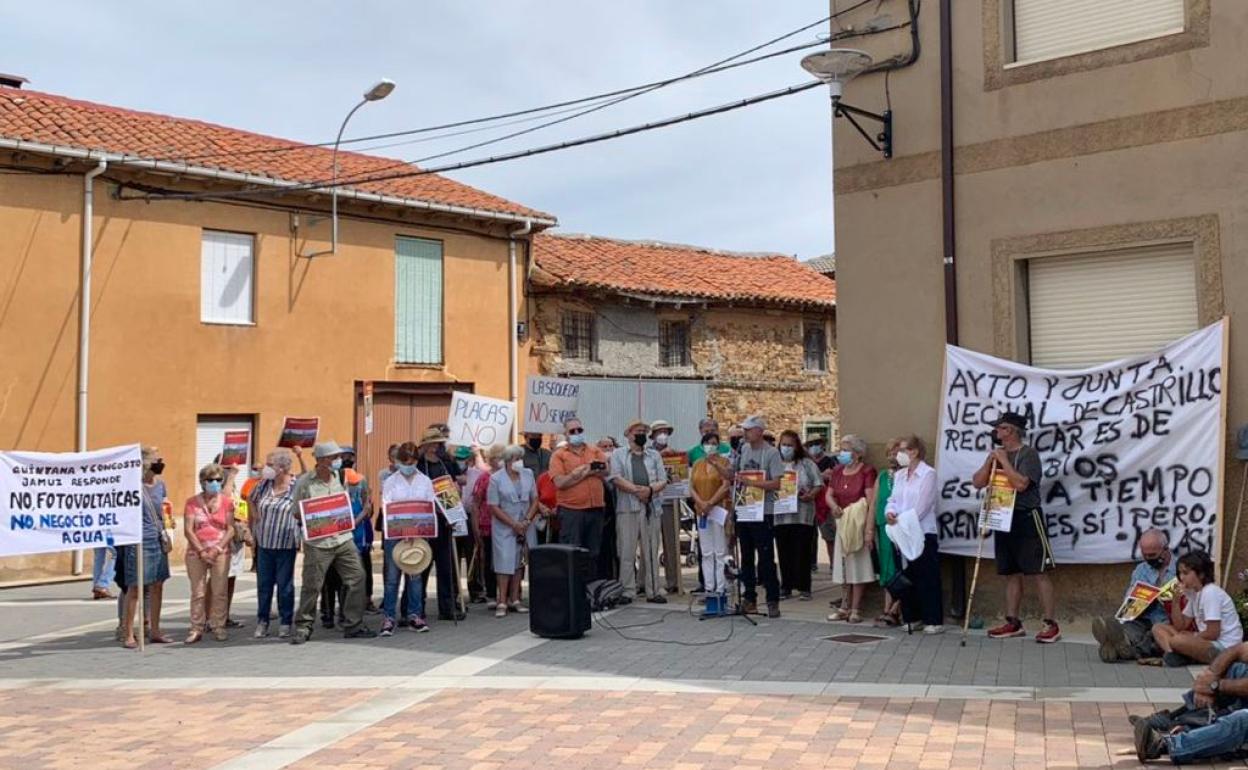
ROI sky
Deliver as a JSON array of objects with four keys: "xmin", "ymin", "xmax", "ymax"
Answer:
[{"xmin": 7, "ymin": 1, "xmax": 836, "ymax": 258}]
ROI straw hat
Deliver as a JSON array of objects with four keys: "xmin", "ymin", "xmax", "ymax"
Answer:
[
  {"xmin": 418, "ymin": 427, "xmax": 448, "ymax": 447},
  {"xmin": 393, "ymin": 538, "xmax": 433, "ymax": 575}
]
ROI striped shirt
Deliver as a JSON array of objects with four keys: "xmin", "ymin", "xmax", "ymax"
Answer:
[{"xmin": 251, "ymin": 479, "xmax": 300, "ymax": 550}]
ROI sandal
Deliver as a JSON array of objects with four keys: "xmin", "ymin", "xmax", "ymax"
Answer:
[
  {"xmin": 185, "ymin": 631, "xmax": 202, "ymax": 645},
  {"xmin": 827, "ymin": 608, "xmax": 851, "ymax": 622},
  {"xmin": 122, "ymin": 638, "xmax": 138, "ymax": 650},
  {"xmin": 847, "ymin": 610, "xmax": 863, "ymax": 624}
]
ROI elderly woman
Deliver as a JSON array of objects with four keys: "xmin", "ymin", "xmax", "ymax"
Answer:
[
  {"xmin": 379, "ymin": 441, "xmax": 435, "ymax": 635},
  {"xmin": 774, "ymin": 430, "xmax": 823, "ymax": 601},
  {"xmin": 867, "ymin": 438, "xmax": 903, "ymax": 626},
  {"xmin": 184, "ymin": 463, "xmax": 236, "ymax": 643},
  {"xmin": 884, "ymin": 435, "xmax": 943, "ymax": 634},
  {"xmin": 488, "ymin": 444, "xmax": 540, "ymax": 617},
  {"xmin": 119, "ymin": 446, "xmax": 172, "ymax": 648},
  {"xmin": 250, "ymin": 449, "xmax": 303, "ymax": 639},
  {"xmin": 690, "ymin": 430, "xmax": 732, "ymax": 598},
  {"xmin": 826, "ymin": 435, "xmax": 877, "ymax": 624}
]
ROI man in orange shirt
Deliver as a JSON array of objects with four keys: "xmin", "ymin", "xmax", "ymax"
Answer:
[{"xmin": 549, "ymin": 417, "xmax": 610, "ymax": 574}]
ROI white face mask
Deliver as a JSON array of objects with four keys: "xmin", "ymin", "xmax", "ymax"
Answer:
[
  {"xmin": 510, "ymin": 460, "xmax": 524, "ymax": 472},
  {"xmin": 654, "ymin": 433, "xmax": 669, "ymax": 447},
  {"xmin": 702, "ymin": 443, "xmax": 718, "ymax": 456},
  {"xmin": 262, "ymin": 466, "xmax": 277, "ymax": 480},
  {"xmin": 895, "ymin": 450, "xmax": 912, "ymax": 468}
]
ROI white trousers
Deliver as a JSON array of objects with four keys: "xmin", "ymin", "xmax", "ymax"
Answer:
[
  {"xmin": 699, "ymin": 518, "xmax": 728, "ymax": 595},
  {"xmin": 616, "ymin": 510, "xmax": 663, "ymax": 598}
]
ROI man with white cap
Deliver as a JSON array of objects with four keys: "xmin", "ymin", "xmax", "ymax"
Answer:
[
  {"xmin": 611, "ymin": 419, "xmax": 668, "ymax": 604},
  {"xmin": 648, "ymin": 419, "xmax": 682, "ymax": 594},
  {"xmin": 734, "ymin": 415, "xmax": 784, "ymax": 618},
  {"xmin": 289, "ymin": 441, "xmax": 376, "ymax": 644}
]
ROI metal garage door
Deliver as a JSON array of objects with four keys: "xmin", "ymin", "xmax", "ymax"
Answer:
[{"xmin": 566, "ymin": 378, "xmax": 708, "ymax": 447}]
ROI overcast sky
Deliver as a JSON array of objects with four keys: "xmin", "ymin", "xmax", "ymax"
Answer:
[{"xmin": 8, "ymin": 1, "xmax": 835, "ymax": 258}]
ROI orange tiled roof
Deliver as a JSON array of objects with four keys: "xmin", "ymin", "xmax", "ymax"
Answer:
[
  {"xmin": 532, "ymin": 233, "xmax": 836, "ymax": 308},
  {"xmin": 0, "ymin": 88, "xmax": 554, "ymax": 223}
]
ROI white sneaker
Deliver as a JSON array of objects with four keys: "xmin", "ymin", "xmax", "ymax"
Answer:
[
  {"xmin": 923, "ymin": 624, "xmax": 945, "ymax": 635},
  {"xmin": 253, "ymin": 621, "xmax": 269, "ymax": 639},
  {"xmin": 906, "ymin": 623, "xmax": 925, "ymax": 633},
  {"xmin": 277, "ymin": 624, "xmax": 292, "ymax": 639}
]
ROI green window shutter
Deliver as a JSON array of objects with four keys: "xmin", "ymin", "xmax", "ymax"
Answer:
[{"xmin": 395, "ymin": 237, "xmax": 443, "ymax": 364}]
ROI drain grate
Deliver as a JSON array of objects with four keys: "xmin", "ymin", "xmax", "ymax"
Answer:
[{"xmin": 822, "ymin": 633, "xmax": 889, "ymax": 645}]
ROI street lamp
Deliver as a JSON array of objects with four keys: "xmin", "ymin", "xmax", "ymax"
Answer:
[
  {"xmin": 801, "ymin": 49, "xmax": 893, "ymax": 159},
  {"xmin": 301, "ymin": 78, "xmax": 396, "ymax": 257}
]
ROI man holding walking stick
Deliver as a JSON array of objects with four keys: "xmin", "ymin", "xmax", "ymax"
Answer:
[{"xmin": 972, "ymin": 412, "xmax": 1061, "ymax": 644}]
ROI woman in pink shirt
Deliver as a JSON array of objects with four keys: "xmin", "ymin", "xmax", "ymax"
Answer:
[{"xmin": 184, "ymin": 463, "xmax": 236, "ymax": 643}]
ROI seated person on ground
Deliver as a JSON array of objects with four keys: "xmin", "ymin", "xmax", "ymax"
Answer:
[
  {"xmin": 1152, "ymin": 551, "xmax": 1243, "ymax": 667},
  {"xmin": 1134, "ymin": 642, "xmax": 1248, "ymax": 763},
  {"xmin": 1091, "ymin": 528, "xmax": 1176, "ymax": 663}
]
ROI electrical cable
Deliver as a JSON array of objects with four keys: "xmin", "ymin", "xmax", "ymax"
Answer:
[{"xmin": 592, "ymin": 605, "xmax": 736, "ymax": 647}]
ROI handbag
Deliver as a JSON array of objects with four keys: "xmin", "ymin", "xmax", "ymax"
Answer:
[
  {"xmin": 142, "ymin": 487, "xmax": 173, "ymax": 554},
  {"xmin": 884, "ymin": 571, "xmax": 913, "ymax": 600}
]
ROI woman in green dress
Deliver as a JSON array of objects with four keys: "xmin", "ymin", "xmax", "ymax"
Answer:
[{"xmin": 868, "ymin": 438, "xmax": 903, "ymax": 626}]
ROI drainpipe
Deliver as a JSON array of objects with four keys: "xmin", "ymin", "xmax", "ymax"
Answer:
[
  {"xmin": 72, "ymin": 158, "xmax": 108, "ymax": 576},
  {"xmin": 509, "ymin": 220, "xmax": 533, "ymax": 442}
]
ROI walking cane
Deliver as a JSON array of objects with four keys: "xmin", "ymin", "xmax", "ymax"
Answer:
[
  {"xmin": 1222, "ymin": 462, "xmax": 1248, "ymax": 587},
  {"xmin": 960, "ymin": 458, "xmax": 998, "ymax": 648}
]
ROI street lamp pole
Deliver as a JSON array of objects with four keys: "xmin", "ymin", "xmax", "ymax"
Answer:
[{"xmin": 301, "ymin": 78, "xmax": 396, "ymax": 258}]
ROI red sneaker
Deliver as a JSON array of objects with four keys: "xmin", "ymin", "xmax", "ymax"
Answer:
[
  {"xmin": 1035, "ymin": 620, "xmax": 1061, "ymax": 644},
  {"xmin": 987, "ymin": 617, "xmax": 1025, "ymax": 639}
]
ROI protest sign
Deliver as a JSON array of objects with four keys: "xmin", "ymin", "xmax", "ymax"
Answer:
[
  {"xmin": 936, "ymin": 320, "xmax": 1227, "ymax": 563},
  {"xmin": 298, "ymin": 491, "xmax": 354, "ymax": 541},
  {"xmin": 659, "ymin": 450, "xmax": 690, "ymax": 500},
  {"xmin": 448, "ymin": 391, "xmax": 516, "ymax": 446},
  {"xmin": 524, "ymin": 376, "xmax": 579, "ymax": 434},
  {"xmin": 383, "ymin": 499, "xmax": 436, "ymax": 540},
  {"xmin": 980, "ymin": 469, "xmax": 1017, "ymax": 534},
  {"xmin": 432, "ymin": 475, "xmax": 467, "ymax": 536},
  {"xmin": 734, "ymin": 471, "xmax": 766, "ymax": 522},
  {"xmin": 1114, "ymin": 580, "xmax": 1166, "ymax": 622},
  {"xmin": 220, "ymin": 430, "xmax": 250, "ymax": 467},
  {"xmin": 774, "ymin": 467, "xmax": 799, "ymax": 516},
  {"xmin": 278, "ymin": 417, "xmax": 320, "ymax": 449},
  {"xmin": 0, "ymin": 444, "xmax": 143, "ymax": 557}
]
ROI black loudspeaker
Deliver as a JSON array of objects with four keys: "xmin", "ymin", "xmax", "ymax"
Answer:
[{"xmin": 529, "ymin": 544, "xmax": 592, "ymax": 639}]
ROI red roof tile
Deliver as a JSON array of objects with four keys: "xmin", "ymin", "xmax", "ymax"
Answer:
[
  {"xmin": 0, "ymin": 89, "xmax": 554, "ymax": 222},
  {"xmin": 532, "ymin": 233, "xmax": 836, "ymax": 308}
]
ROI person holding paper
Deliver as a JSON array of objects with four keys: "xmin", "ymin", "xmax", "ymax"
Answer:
[
  {"xmin": 972, "ymin": 412, "xmax": 1060, "ymax": 644},
  {"xmin": 774, "ymin": 430, "xmax": 822, "ymax": 602},
  {"xmin": 825, "ymin": 435, "xmax": 876, "ymax": 623},
  {"xmin": 183, "ymin": 463, "xmax": 236, "ymax": 644},
  {"xmin": 611, "ymin": 419, "xmax": 668, "ymax": 604},
  {"xmin": 488, "ymin": 445, "xmax": 540, "ymax": 616},
  {"xmin": 1092, "ymin": 528, "xmax": 1176, "ymax": 662},
  {"xmin": 550, "ymin": 417, "xmax": 611, "ymax": 573},
  {"xmin": 690, "ymin": 431, "xmax": 731, "ymax": 597},
  {"xmin": 733, "ymin": 415, "xmax": 784, "ymax": 618},
  {"xmin": 416, "ymin": 429, "xmax": 467, "ymax": 622},
  {"xmin": 884, "ymin": 435, "xmax": 943, "ymax": 634},
  {"xmin": 379, "ymin": 442, "xmax": 435, "ymax": 636},
  {"xmin": 1153, "ymin": 550, "xmax": 1243, "ymax": 666},
  {"xmin": 250, "ymin": 449, "xmax": 301, "ymax": 639},
  {"xmin": 290, "ymin": 441, "xmax": 376, "ymax": 644}
]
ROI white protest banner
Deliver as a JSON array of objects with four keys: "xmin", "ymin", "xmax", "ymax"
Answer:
[
  {"xmin": 524, "ymin": 376, "xmax": 579, "ymax": 434},
  {"xmin": 936, "ymin": 320, "xmax": 1226, "ymax": 564},
  {"xmin": 1, "ymin": 444, "xmax": 143, "ymax": 557},
  {"xmin": 448, "ymin": 391, "xmax": 516, "ymax": 446}
]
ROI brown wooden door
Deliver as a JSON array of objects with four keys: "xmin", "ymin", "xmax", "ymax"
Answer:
[{"xmin": 352, "ymin": 382, "xmax": 471, "ymax": 486}]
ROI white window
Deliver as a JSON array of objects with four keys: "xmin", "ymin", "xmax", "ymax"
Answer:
[
  {"xmin": 1027, "ymin": 244, "xmax": 1198, "ymax": 369},
  {"xmin": 201, "ymin": 230, "xmax": 255, "ymax": 325},
  {"xmin": 195, "ymin": 415, "xmax": 254, "ymax": 488},
  {"xmin": 1009, "ymin": 0, "xmax": 1185, "ymax": 66}
]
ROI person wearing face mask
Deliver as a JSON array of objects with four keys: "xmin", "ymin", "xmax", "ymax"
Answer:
[
  {"xmin": 690, "ymin": 431, "xmax": 732, "ymax": 600},
  {"xmin": 1091, "ymin": 528, "xmax": 1176, "ymax": 663},
  {"xmin": 688, "ymin": 418, "xmax": 728, "ymax": 593},
  {"xmin": 379, "ymin": 442, "xmax": 435, "ymax": 635},
  {"xmin": 773, "ymin": 430, "xmax": 823, "ymax": 602},
  {"xmin": 611, "ymin": 419, "xmax": 669, "ymax": 604},
  {"xmin": 733, "ymin": 415, "xmax": 784, "ymax": 618},
  {"xmin": 249, "ymin": 449, "xmax": 302, "ymax": 639},
  {"xmin": 648, "ymin": 419, "xmax": 683, "ymax": 595},
  {"xmin": 522, "ymin": 432, "xmax": 551, "ymax": 476},
  {"xmin": 289, "ymin": 441, "xmax": 377, "ymax": 644},
  {"xmin": 416, "ymin": 429, "xmax": 467, "ymax": 622},
  {"xmin": 806, "ymin": 437, "xmax": 833, "ymax": 576},
  {"xmin": 550, "ymin": 417, "xmax": 611, "ymax": 573},
  {"xmin": 884, "ymin": 435, "xmax": 944, "ymax": 634},
  {"xmin": 183, "ymin": 462, "xmax": 236, "ymax": 643},
  {"xmin": 119, "ymin": 446, "xmax": 172, "ymax": 648},
  {"xmin": 727, "ymin": 424, "xmax": 745, "ymax": 465},
  {"xmin": 824, "ymin": 435, "xmax": 876, "ymax": 622},
  {"xmin": 489, "ymin": 444, "xmax": 540, "ymax": 616},
  {"xmin": 866, "ymin": 438, "xmax": 904, "ymax": 627}
]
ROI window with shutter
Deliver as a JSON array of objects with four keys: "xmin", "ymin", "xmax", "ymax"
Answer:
[
  {"xmin": 200, "ymin": 230, "xmax": 254, "ymax": 325},
  {"xmin": 395, "ymin": 237, "xmax": 443, "ymax": 364},
  {"xmin": 803, "ymin": 321, "xmax": 828, "ymax": 372},
  {"xmin": 1009, "ymin": 0, "xmax": 1185, "ymax": 66},
  {"xmin": 1026, "ymin": 244, "xmax": 1198, "ymax": 369}
]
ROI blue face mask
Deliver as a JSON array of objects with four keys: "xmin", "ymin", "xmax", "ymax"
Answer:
[
  {"xmin": 779, "ymin": 446, "xmax": 795, "ymax": 460},
  {"xmin": 808, "ymin": 444, "xmax": 824, "ymax": 457},
  {"xmin": 398, "ymin": 464, "xmax": 418, "ymax": 477},
  {"xmin": 837, "ymin": 451, "xmax": 854, "ymax": 465},
  {"xmin": 330, "ymin": 459, "xmax": 343, "ymax": 472},
  {"xmin": 203, "ymin": 480, "xmax": 223, "ymax": 494},
  {"xmin": 568, "ymin": 434, "xmax": 585, "ymax": 447}
]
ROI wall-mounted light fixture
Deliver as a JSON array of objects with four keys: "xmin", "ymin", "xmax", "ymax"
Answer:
[{"xmin": 801, "ymin": 49, "xmax": 892, "ymax": 159}]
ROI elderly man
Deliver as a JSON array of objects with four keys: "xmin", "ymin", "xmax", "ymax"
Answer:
[
  {"xmin": 1092, "ymin": 528, "xmax": 1176, "ymax": 663},
  {"xmin": 290, "ymin": 441, "xmax": 376, "ymax": 644},
  {"xmin": 973, "ymin": 411, "xmax": 1061, "ymax": 644},
  {"xmin": 1134, "ymin": 642, "xmax": 1248, "ymax": 763},
  {"xmin": 734, "ymin": 415, "xmax": 784, "ymax": 618},
  {"xmin": 550, "ymin": 417, "xmax": 610, "ymax": 572},
  {"xmin": 611, "ymin": 419, "xmax": 668, "ymax": 604}
]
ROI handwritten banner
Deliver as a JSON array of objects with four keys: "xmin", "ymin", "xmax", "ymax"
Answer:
[
  {"xmin": 298, "ymin": 491, "xmax": 355, "ymax": 541},
  {"xmin": 0, "ymin": 444, "xmax": 143, "ymax": 556},
  {"xmin": 937, "ymin": 321, "xmax": 1226, "ymax": 563},
  {"xmin": 524, "ymin": 376, "xmax": 579, "ymax": 434},
  {"xmin": 383, "ymin": 499, "xmax": 436, "ymax": 540},
  {"xmin": 448, "ymin": 392, "xmax": 515, "ymax": 446}
]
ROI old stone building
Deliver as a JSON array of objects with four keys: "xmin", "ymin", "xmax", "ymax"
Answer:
[{"xmin": 526, "ymin": 233, "xmax": 837, "ymax": 444}]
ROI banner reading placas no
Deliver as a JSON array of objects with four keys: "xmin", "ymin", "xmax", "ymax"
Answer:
[
  {"xmin": 0, "ymin": 444, "xmax": 143, "ymax": 557},
  {"xmin": 448, "ymin": 391, "xmax": 515, "ymax": 446},
  {"xmin": 936, "ymin": 320, "xmax": 1227, "ymax": 564}
]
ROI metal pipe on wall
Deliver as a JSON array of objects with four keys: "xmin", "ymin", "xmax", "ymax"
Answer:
[{"xmin": 509, "ymin": 220, "xmax": 533, "ymax": 442}]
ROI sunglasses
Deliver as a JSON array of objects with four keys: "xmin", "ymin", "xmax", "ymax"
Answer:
[
  {"xmin": 567, "ymin": 428, "xmax": 585, "ymax": 435},
  {"xmin": 204, "ymin": 476, "xmax": 224, "ymax": 483}
]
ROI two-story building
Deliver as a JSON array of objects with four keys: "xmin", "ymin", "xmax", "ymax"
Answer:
[
  {"xmin": 0, "ymin": 83, "xmax": 554, "ymax": 580},
  {"xmin": 527, "ymin": 232, "xmax": 838, "ymax": 444}
]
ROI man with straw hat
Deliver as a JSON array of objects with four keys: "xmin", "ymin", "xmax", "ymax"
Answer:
[
  {"xmin": 290, "ymin": 441, "xmax": 376, "ymax": 644},
  {"xmin": 416, "ymin": 427, "xmax": 465, "ymax": 622},
  {"xmin": 611, "ymin": 419, "xmax": 668, "ymax": 604}
]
